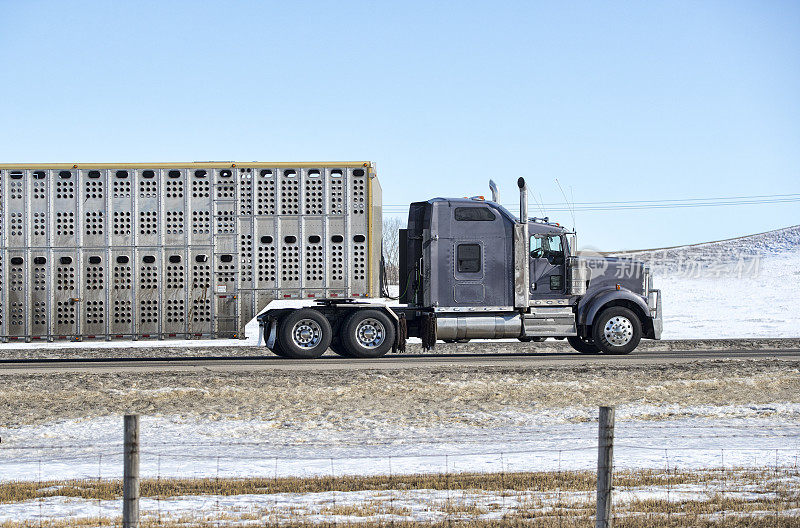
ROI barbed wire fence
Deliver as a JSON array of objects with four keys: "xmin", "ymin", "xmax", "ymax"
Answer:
[{"xmin": 1, "ymin": 413, "xmax": 799, "ymax": 527}]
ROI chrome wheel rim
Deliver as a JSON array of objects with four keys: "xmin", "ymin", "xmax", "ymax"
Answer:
[
  {"xmin": 292, "ymin": 319, "xmax": 322, "ymax": 349},
  {"xmin": 603, "ymin": 316, "xmax": 633, "ymax": 347},
  {"xmin": 355, "ymin": 318, "xmax": 385, "ymax": 349}
]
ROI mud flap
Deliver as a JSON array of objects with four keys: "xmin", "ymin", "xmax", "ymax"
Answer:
[
  {"xmin": 393, "ymin": 312, "xmax": 408, "ymax": 353},
  {"xmin": 265, "ymin": 318, "xmax": 278, "ymax": 350},
  {"xmin": 420, "ymin": 312, "xmax": 437, "ymax": 351}
]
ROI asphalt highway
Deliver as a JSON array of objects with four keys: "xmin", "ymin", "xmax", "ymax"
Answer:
[{"xmin": 0, "ymin": 348, "xmax": 797, "ymax": 375}]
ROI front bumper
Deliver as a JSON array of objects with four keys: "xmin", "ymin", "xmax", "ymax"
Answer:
[{"xmin": 648, "ymin": 289, "xmax": 663, "ymax": 339}]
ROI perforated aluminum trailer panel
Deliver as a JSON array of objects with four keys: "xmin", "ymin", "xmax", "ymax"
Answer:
[{"xmin": 0, "ymin": 162, "xmax": 381, "ymax": 342}]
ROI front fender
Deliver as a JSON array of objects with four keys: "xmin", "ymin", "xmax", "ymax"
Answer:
[{"xmin": 579, "ymin": 288, "xmax": 651, "ymax": 327}]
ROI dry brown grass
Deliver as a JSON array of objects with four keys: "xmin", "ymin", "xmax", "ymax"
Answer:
[
  {"xmin": 0, "ymin": 467, "xmax": 739, "ymax": 503},
  {"xmin": 3, "ymin": 514, "xmax": 800, "ymax": 528},
  {"xmin": 434, "ymin": 500, "xmax": 490, "ymax": 516},
  {"xmin": 319, "ymin": 500, "xmax": 412, "ymax": 517},
  {"xmin": 1, "ymin": 467, "xmax": 798, "ymax": 528}
]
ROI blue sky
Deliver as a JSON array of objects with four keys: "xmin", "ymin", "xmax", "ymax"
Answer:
[{"xmin": 1, "ymin": 1, "xmax": 798, "ymax": 250}]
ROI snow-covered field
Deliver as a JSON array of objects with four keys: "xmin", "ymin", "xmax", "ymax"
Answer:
[
  {"xmin": 3, "ymin": 410, "xmax": 799, "ymax": 483},
  {"xmin": 3, "ymin": 407, "xmax": 798, "ymax": 524},
  {"xmin": 5, "ymin": 476, "xmax": 798, "ymax": 525},
  {"xmin": 2, "ymin": 357, "xmax": 799, "ymax": 483},
  {"xmin": 617, "ymin": 225, "xmax": 800, "ymax": 339}
]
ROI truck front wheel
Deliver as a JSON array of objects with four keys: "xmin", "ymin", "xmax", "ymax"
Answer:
[
  {"xmin": 340, "ymin": 310, "xmax": 396, "ymax": 358},
  {"xmin": 591, "ymin": 307, "xmax": 641, "ymax": 355},
  {"xmin": 567, "ymin": 336, "xmax": 599, "ymax": 354},
  {"xmin": 277, "ymin": 309, "xmax": 333, "ymax": 359}
]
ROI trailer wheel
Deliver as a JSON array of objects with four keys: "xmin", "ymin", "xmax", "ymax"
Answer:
[
  {"xmin": 340, "ymin": 310, "xmax": 396, "ymax": 358},
  {"xmin": 518, "ymin": 337, "xmax": 545, "ymax": 343},
  {"xmin": 567, "ymin": 336, "xmax": 599, "ymax": 354},
  {"xmin": 277, "ymin": 309, "xmax": 333, "ymax": 359},
  {"xmin": 592, "ymin": 307, "xmax": 641, "ymax": 355}
]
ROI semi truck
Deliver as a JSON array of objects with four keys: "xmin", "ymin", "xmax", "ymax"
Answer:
[{"xmin": 0, "ymin": 161, "xmax": 662, "ymax": 356}]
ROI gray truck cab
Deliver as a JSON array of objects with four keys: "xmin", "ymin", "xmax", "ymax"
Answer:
[{"xmin": 399, "ymin": 178, "xmax": 662, "ymax": 354}]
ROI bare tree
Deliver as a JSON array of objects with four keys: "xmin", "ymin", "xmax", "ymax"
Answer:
[{"xmin": 382, "ymin": 216, "xmax": 404, "ymax": 285}]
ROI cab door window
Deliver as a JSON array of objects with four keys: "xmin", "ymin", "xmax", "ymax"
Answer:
[{"xmin": 531, "ymin": 235, "xmax": 565, "ymax": 265}]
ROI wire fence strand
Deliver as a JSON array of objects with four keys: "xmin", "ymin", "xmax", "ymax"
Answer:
[{"xmin": 4, "ymin": 432, "xmax": 800, "ymax": 526}]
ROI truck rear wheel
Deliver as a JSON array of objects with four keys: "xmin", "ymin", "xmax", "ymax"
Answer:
[
  {"xmin": 263, "ymin": 321, "xmax": 289, "ymax": 357},
  {"xmin": 329, "ymin": 338, "xmax": 353, "ymax": 358},
  {"xmin": 277, "ymin": 309, "xmax": 333, "ymax": 359},
  {"xmin": 270, "ymin": 340, "xmax": 290, "ymax": 358},
  {"xmin": 567, "ymin": 336, "xmax": 599, "ymax": 354},
  {"xmin": 592, "ymin": 307, "xmax": 641, "ymax": 355},
  {"xmin": 340, "ymin": 310, "xmax": 395, "ymax": 358}
]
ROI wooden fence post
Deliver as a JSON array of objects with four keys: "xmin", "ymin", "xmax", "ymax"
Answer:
[
  {"xmin": 123, "ymin": 414, "xmax": 140, "ymax": 528},
  {"xmin": 596, "ymin": 406, "xmax": 614, "ymax": 528}
]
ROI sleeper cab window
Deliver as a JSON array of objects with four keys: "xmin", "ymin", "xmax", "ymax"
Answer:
[
  {"xmin": 457, "ymin": 243, "xmax": 481, "ymax": 273},
  {"xmin": 454, "ymin": 207, "xmax": 495, "ymax": 222}
]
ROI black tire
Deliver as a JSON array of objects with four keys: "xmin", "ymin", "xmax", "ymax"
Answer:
[
  {"xmin": 262, "ymin": 320, "xmax": 289, "ymax": 357},
  {"xmin": 567, "ymin": 336, "xmax": 600, "ymax": 354},
  {"xmin": 518, "ymin": 337, "xmax": 545, "ymax": 343},
  {"xmin": 329, "ymin": 338, "xmax": 353, "ymax": 358},
  {"xmin": 592, "ymin": 306, "xmax": 641, "ymax": 355},
  {"xmin": 271, "ymin": 340, "xmax": 290, "ymax": 357},
  {"xmin": 340, "ymin": 309, "xmax": 396, "ymax": 358},
  {"xmin": 276, "ymin": 309, "xmax": 333, "ymax": 359}
]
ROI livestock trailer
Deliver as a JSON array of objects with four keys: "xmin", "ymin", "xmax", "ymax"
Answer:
[{"xmin": 0, "ymin": 162, "xmax": 381, "ymax": 342}]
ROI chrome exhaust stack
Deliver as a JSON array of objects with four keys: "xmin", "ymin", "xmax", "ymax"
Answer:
[
  {"xmin": 489, "ymin": 179, "xmax": 499, "ymax": 203},
  {"xmin": 513, "ymin": 177, "xmax": 530, "ymax": 308},
  {"xmin": 517, "ymin": 177, "xmax": 528, "ymax": 224}
]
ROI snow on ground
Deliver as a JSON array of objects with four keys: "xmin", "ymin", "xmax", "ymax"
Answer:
[
  {"xmin": 650, "ymin": 250, "xmax": 800, "ymax": 339},
  {"xmin": 2, "ymin": 350, "xmax": 798, "ymax": 483},
  {"xmin": 2, "ymin": 406, "xmax": 798, "ymax": 484},
  {"xmin": 615, "ymin": 225, "xmax": 800, "ymax": 339},
  {"xmin": 5, "ymin": 482, "xmax": 797, "ymax": 525}
]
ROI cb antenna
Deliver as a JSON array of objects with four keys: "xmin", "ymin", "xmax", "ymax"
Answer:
[
  {"xmin": 555, "ymin": 178, "xmax": 576, "ymax": 231},
  {"xmin": 528, "ymin": 186, "xmax": 546, "ymax": 219},
  {"xmin": 570, "ymin": 185, "xmax": 577, "ymax": 231}
]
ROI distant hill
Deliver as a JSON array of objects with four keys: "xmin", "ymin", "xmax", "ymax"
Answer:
[
  {"xmin": 607, "ymin": 225, "xmax": 800, "ymax": 274},
  {"xmin": 614, "ymin": 225, "xmax": 800, "ymax": 256}
]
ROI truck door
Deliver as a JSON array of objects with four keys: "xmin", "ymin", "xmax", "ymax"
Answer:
[{"xmin": 529, "ymin": 234, "xmax": 566, "ymax": 297}]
